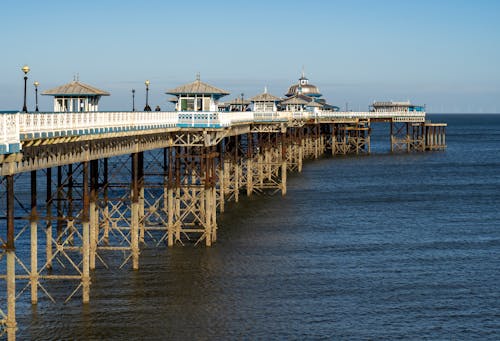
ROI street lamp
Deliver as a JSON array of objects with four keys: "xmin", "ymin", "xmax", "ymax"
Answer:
[
  {"xmin": 144, "ymin": 80, "xmax": 151, "ymax": 111},
  {"xmin": 132, "ymin": 89, "xmax": 136, "ymax": 111},
  {"xmin": 22, "ymin": 65, "xmax": 30, "ymax": 112},
  {"xmin": 240, "ymin": 92, "xmax": 244, "ymax": 112},
  {"xmin": 34, "ymin": 81, "xmax": 39, "ymax": 112}
]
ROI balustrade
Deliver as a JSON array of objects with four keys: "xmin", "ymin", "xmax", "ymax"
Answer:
[{"xmin": 0, "ymin": 110, "xmax": 426, "ymax": 155}]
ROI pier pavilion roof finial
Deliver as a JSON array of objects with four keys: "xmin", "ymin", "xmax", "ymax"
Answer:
[{"xmin": 196, "ymin": 72, "xmax": 200, "ymax": 81}]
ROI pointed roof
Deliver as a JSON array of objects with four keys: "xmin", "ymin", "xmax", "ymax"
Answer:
[
  {"xmin": 280, "ymin": 95, "xmax": 310, "ymax": 105},
  {"xmin": 42, "ymin": 81, "xmax": 109, "ymax": 96},
  {"xmin": 224, "ymin": 97, "xmax": 251, "ymax": 105},
  {"xmin": 166, "ymin": 76, "xmax": 230, "ymax": 96},
  {"xmin": 305, "ymin": 101, "xmax": 323, "ymax": 107},
  {"xmin": 249, "ymin": 88, "xmax": 281, "ymax": 102}
]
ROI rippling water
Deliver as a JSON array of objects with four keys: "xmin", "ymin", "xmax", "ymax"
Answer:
[{"xmin": 12, "ymin": 114, "xmax": 500, "ymax": 339}]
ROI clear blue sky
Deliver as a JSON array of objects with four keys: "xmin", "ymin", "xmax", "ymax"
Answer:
[{"xmin": 1, "ymin": 0, "xmax": 499, "ymax": 113}]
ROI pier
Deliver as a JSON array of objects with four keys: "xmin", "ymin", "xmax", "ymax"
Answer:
[
  {"xmin": 0, "ymin": 108, "xmax": 447, "ymax": 339},
  {"xmin": 0, "ymin": 72, "xmax": 447, "ymax": 339}
]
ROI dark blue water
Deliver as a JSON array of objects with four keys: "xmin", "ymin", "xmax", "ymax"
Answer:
[{"xmin": 11, "ymin": 114, "xmax": 500, "ymax": 339}]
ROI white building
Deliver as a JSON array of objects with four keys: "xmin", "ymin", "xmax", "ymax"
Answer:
[
  {"xmin": 166, "ymin": 75, "xmax": 229, "ymax": 112},
  {"xmin": 248, "ymin": 88, "xmax": 281, "ymax": 112}
]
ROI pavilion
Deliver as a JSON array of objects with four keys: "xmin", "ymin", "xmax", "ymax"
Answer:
[
  {"xmin": 248, "ymin": 88, "xmax": 281, "ymax": 112},
  {"xmin": 42, "ymin": 79, "xmax": 109, "ymax": 112},
  {"xmin": 166, "ymin": 75, "xmax": 229, "ymax": 111}
]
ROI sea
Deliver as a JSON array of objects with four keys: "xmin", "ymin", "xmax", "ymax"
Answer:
[{"xmin": 6, "ymin": 114, "xmax": 500, "ymax": 340}]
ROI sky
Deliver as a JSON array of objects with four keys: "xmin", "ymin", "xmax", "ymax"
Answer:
[{"xmin": 1, "ymin": 0, "xmax": 499, "ymax": 113}]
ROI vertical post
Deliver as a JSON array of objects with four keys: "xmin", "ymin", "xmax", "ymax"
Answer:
[
  {"xmin": 298, "ymin": 127, "xmax": 304, "ymax": 172},
  {"xmin": 131, "ymin": 153, "xmax": 140, "ymax": 270},
  {"xmin": 406, "ymin": 122, "xmax": 411, "ymax": 153},
  {"xmin": 218, "ymin": 142, "xmax": 225, "ymax": 213},
  {"xmin": 138, "ymin": 152, "xmax": 145, "ymax": 244},
  {"xmin": 30, "ymin": 170, "xmax": 38, "ymax": 304},
  {"xmin": 367, "ymin": 121, "xmax": 372, "ymax": 154},
  {"xmin": 46, "ymin": 167, "xmax": 53, "ymax": 270},
  {"xmin": 68, "ymin": 164, "xmax": 74, "ymax": 236},
  {"xmin": 167, "ymin": 147, "xmax": 174, "ymax": 247},
  {"xmin": 204, "ymin": 147, "xmax": 212, "ymax": 246},
  {"xmin": 103, "ymin": 159, "xmax": 110, "ymax": 245},
  {"xmin": 281, "ymin": 132, "xmax": 287, "ymax": 196},
  {"xmin": 234, "ymin": 135, "xmax": 239, "ymax": 203},
  {"xmin": 89, "ymin": 160, "xmax": 98, "ymax": 270},
  {"xmin": 81, "ymin": 162, "xmax": 90, "ymax": 303},
  {"xmin": 57, "ymin": 166, "xmax": 63, "ymax": 242},
  {"xmin": 175, "ymin": 147, "xmax": 181, "ymax": 242},
  {"xmin": 258, "ymin": 149, "xmax": 264, "ymax": 186},
  {"xmin": 246, "ymin": 133, "xmax": 253, "ymax": 197},
  {"xmin": 200, "ymin": 148, "xmax": 206, "ymax": 225},
  {"xmin": 6, "ymin": 175, "xmax": 17, "ymax": 340},
  {"xmin": 211, "ymin": 147, "xmax": 218, "ymax": 242},
  {"xmin": 390, "ymin": 120, "xmax": 394, "ymax": 152},
  {"xmin": 314, "ymin": 125, "xmax": 319, "ymax": 159}
]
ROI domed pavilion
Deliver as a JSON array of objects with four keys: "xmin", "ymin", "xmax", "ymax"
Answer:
[{"xmin": 285, "ymin": 71, "xmax": 322, "ymax": 98}]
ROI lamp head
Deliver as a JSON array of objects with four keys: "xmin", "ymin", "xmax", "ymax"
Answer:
[
  {"xmin": 34, "ymin": 81, "xmax": 39, "ymax": 88},
  {"xmin": 22, "ymin": 65, "xmax": 30, "ymax": 75},
  {"xmin": 145, "ymin": 80, "xmax": 150, "ymax": 87}
]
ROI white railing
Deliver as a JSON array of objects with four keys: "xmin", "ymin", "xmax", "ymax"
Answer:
[
  {"xmin": 0, "ymin": 113, "xmax": 20, "ymax": 154},
  {"xmin": 1, "ymin": 110, "xmax": 426, "ymax": 154},
  {"xmin": 219, "ymin": 111, "xmax": 254, "ymax": 126},
  {"xmin": 316, "ymin": 111, "xmax": 425, "ymax": 121},
  {"xmin": 19, "ymin": 111, "xmax": 179, "ymax": 137},
  {"xmin": 178, "ymin": 111, "xmax": 255, "ymax": 127}
]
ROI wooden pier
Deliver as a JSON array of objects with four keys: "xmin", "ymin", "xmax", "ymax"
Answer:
[{"xmin": 0, "ymin": 110, "xmax": 446, "ymax": 339}]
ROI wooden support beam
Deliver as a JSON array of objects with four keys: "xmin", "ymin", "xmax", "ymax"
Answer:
[
  {"xmin": 30, "ymin": 170, "xmax": 39, "ymax": 305},
  {"xmin": 81, "ymin": 161, "xmax": 91, "ymax": 303},
  {"xmin": 131, "ymin": 153, "xmax": 140, "ymax": 270},
  {"xmin": 89, "ymin": 160, "xmax": 98, "ymax": 270},
  {"xmin": 45, "ymin": 167, "xmax": 53, "ymax": 270},
  {"xmin": 138, "ymin": 152, "xmax": 145, "ymax": 244},
  {"xmin": 281, "ymin": 133, "xmax": 287, "ymax": 196},
  {"xmin": 6, "ymin": 174, "xmax": 17, "ymax": 341},
  {"xmin": 102, "ymin": 158, "xmax": 110, "ymax": 245}
]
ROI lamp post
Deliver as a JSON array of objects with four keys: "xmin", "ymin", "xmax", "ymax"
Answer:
[
  {"xmin": 34, "ymin": 81, "xmax": 39, "ymax": 112},
  {"xmin": 132, "ymin": 89, "xmax": 136, "ymax": 111},
  {"xmin": 22, "ymin": 65, "xmax": 30, "ymax": 112},
  {"xmin": 240, "ymin": 92, "xmax": 244, "ymax": 112},
  {"xmin": 144, "ymin": 80, "xmax": 151, "ymax": 111}
]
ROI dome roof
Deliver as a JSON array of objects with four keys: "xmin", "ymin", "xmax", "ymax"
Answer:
[
  {"xmin": 285, "ymin": 83, "xmax": 322, "ymax": 97},
  {"xmin": 285, "ymin": 73, "xmax": 322, "ymax": 97}
]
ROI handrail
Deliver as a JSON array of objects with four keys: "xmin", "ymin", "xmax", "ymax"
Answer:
[
  {"xmin": 1, "ymin": 110, "xmax": 426, "ymax": 155},
  {"xmin": 0, "ymin": 113, "xmax": 20, "ymax": 154}
]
